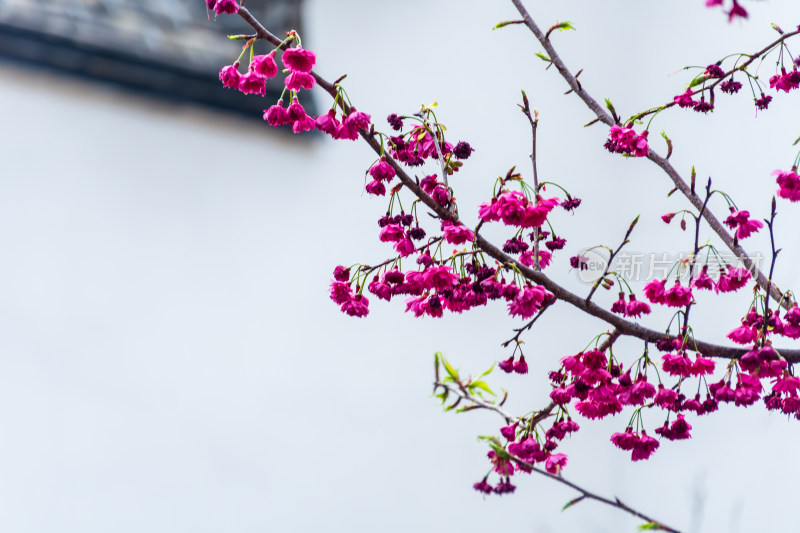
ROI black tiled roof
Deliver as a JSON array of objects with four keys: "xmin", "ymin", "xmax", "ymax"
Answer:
[{"xmin": 0, "ymin": 0, "xmax": 308, "ymax": 118}]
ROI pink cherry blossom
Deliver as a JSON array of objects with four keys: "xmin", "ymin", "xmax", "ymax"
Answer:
[
  {"xmin": 285, "ymin": 71, "xmax": 316, "ymax": 91},
  {"xmin": 251, "ymin": 51, "xmax": 278, "ymax": 79},
  {"xmin": 239, "ymin": 68, "xmax": 267, "ymax": 96},
  {"xmin": 545, "ymin": 453, "xmax": 568, "ymax": 474},
  {"xmin": 219, "ymin": 62, "xmax": 242, "ymax": 89},
  {"xmin": 673, "ymin": 88, "xmax": 697, "ymax": 108},
  {"xmin": 341, "ymin": 294, "xmax": 369, "ymax": 317},
  {"xmin": 643, "ymin": 279, "xmax": 666, "ymax": 304},
  {"xmin": 441, "ymin": 221, "xmax": 475, "ymax": 245},
  {"xmin": 281, "ymin": 46, "xmax": 317, "ymax": 73}
]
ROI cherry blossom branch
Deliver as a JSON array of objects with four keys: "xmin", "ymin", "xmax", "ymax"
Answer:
[
  {"xmin": 439, "ymin": 384, "xmax": 682, "ymax": 532},
  {"xmin": 235, "ymin": 6, "xmax": 800, "ymax": 362},
  {"xmin": 629, "ymin": 27, "xmax": 800, "ymax": 123},
  {"xmin": 508, "ymin": 0, "xmax": 788, "ymax": 308},
  {"xmin": 506, "ymin": 453, "xmax": 682, "ymax": 533},
  {"xmin": 437, "ymin": 326, "xmax": 676, "ymax": 532},
  {"xmin": 649, "ymin": 151, "xmax": 785, "ymax": 305}
]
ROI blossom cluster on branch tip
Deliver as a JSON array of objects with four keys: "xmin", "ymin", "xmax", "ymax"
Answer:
[
  {"xmin": 226, "ymin": 45, "xmax": 316, "ymax": 96},
  {"xmin": 213, "ymin": 20, "xmax": 327, "ymax": 134}
]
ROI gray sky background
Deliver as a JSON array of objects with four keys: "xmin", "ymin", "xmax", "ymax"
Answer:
[{"xmin": 1, "ymin": 1, "xmax": 799, "ymax": 532}]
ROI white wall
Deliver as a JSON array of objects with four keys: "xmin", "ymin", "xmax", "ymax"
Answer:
[{"xmin": 0, "ymin": 1, "xmax": 798, "ymax": 531}]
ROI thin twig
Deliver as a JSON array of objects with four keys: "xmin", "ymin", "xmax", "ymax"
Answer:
[
  {"xmin": 435, "ymin": 381, "xmax": 517, "ymax": 422},
  {"xmin": 762, "ymin": 197, "xmax": 781, "ymax": 335},
  {"xmin": 505, "ymin": 454, "xmax": 682, "ymax": 533},
  {"xmin": 360, "ymin": 237, "xmax": 443, "ymax": 274},
  {"xmin": 519, "ymin": 91, "xmax": 542, "ymax": 270},
  {"xmin": 585, "ymin": 216, "xmax": 639, "ymax": 302},
  {"xmin": 501, "ymin": 300, "xmax": 555, "ymax": 347},
  {"xmin": 683, "ymin": 178, "xmax": 713, "ymax": 328}
]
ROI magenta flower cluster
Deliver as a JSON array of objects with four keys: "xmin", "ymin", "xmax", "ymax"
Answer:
[
  {"xmin": 769, "ymin": 68, "xmax": 800, "ymax": 93},
  {"xmin": 604, "ymin": 125, "xmax": 649, "ymax": 157},
  {"xmin": 723, "ymin": 208, "xmax": 763, "ymax": 239},
  {"xmin": 775, "ymin": 167, "xmax": 800, "ymax": 201},
  {"xmin": 673, "ymin": 88, "xmax": 714, "ymax": 114}
]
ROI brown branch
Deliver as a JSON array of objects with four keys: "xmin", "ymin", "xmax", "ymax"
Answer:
[
  {"xmin": 508, "ymin": 0, "xmax": 788, "ymax": 309},
  {"xmin": 629, "ymin": 28, "xmax": 800, "ymax": 123},
  {"xmin": 506, "ymin": 453, "xmax": 681, "ymax": 533}
]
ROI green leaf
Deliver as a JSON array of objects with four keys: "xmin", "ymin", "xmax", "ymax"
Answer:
[
  {"xmin": 605, "ymin": 98, "xmax": 617, "ymax": 119},
  {"xmin": 637, "ymin": 523, "xmax": 661, "ymax": 531},
  {"xmin": 476, "ymin": 365, "xmax": 494, "ymax": 381},
  {"xmin": 554, "ymin": 21, "xmax": 576, "ymax": 32},
  {"xmin": 442, "ymin": 357, "xmax": 460, "ymax": 381},
  {"xmin": 534, "ymin": 52, "xmax": 551, "ymax": 62},
  {"xmin": 688, "ymin": 75, "xmax": 708, "ymax": 88},
  {"xmin": 493, "ymin": 20, "xmax": 524, "ymax": 30},
  {"xmin": 660, "ymin": 130, "xmax": 673, "ymax": 156},
  {"xmin": 561, "ymin": 495, "xmax": 585, "ymax": 512},
  {"xmin": 793, "ymin": 135, "xmax": 800, "ymax": 146},
  {"xmin": 478, "ymin": 435, "xmax": 503, "ymax": 448},
  {"xmin": 627, "ymin": 214, "xmax": 640, "ymax": 233},
  {"xmin": 488, "ymin": 442, "xmax": 509, "ymax": 458},
  {"xmin": 469, "ymin": 380, "xmax": 496, "ymax": 396}
]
